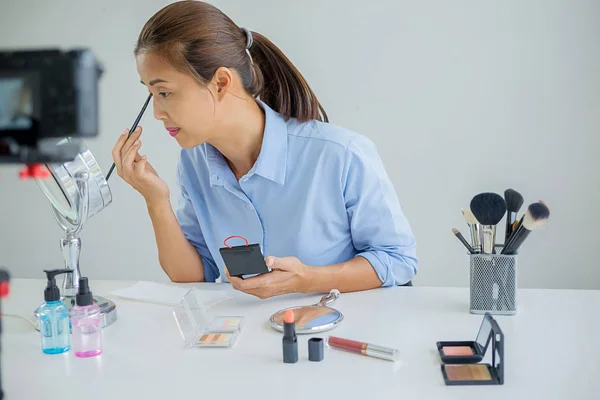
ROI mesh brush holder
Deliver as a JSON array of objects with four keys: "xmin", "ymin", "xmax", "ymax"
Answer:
[{"xmin": 469, "ymin": 251, "xmax": 517, "ymax": 315}]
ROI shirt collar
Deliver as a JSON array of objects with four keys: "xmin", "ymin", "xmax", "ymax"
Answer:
[
  {"xmin": 205, "ymin": 100, "xmax": 288, "ymax": 187},
  {"xmin": 205, "ymin": 143, "xmax": 229, "ymax": 187}
]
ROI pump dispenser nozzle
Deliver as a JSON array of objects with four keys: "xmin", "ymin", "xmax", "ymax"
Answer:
[
  {"xmin": 43, "ymin": 269, "xmax": 72, "ymax": 302},
  {"xmin": 76, "ymin": 277, "xmax": 93, "ymax": 306}
]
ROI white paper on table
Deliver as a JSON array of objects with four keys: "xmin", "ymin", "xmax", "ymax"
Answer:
[{"xmin": 108, "ymin": 281, "xmax": 230, "ymax": 308}]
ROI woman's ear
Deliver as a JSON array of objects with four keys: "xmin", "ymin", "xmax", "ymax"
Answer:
[{"xmin": 211, "ymin": 67, "xmax": 234, "ymax": 100}]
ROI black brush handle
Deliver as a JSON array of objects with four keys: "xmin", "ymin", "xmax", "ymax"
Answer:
[
  {"xmin": 501, "ymin": 225, "xmax": 520, "ymax": 254},
  {"xmin": 106, "ymin": 93, "xmax": 153, "ymax": 181},
  {"xmin": 503, "ymin": 215, "xmax": 524, "ymax": 253},
  {"xmin": 505, "ymin": 211, "xmax": 517, "ymax": 243},
  {"xmin": 454, "ymin": 231, "xmax": 475, "ymax": 254},
  {"xmin": 503, "ymin": 227, "xmax": 531, "ymax": 255}
]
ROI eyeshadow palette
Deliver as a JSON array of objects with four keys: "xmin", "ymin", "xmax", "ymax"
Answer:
[
  {"xmin": 173, "ymin": 287, "xmax": 245, "ymax": 349},
  {"xmin": 197, "ymin": 333, "xmax": 236, "ymax": 347},
  {"xmin": 436, "ymin": 313, "xmax": 494, "ymax": 364},
  {"xmin": 441, "ymin": 346, "xmax": 474, "ymax": 357},
  {"xmin": 205, "ymin": 317, "xmax": 245, "ymax": 332},
  {"xmin": 195, "ymin": 317, "xmax": 245, "ymax": 348},
  {"xmin": 442, "ymin": 364, "xmax": 493, "ymax": 382},
  {"xmin": 438, "ymin": 313, "xmax": 504, "ymax": 386}
]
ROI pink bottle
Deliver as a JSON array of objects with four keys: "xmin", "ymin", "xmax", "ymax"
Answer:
[{"xmin": 70, "ymin": 277, "xmax": 103, "ymax": 358}]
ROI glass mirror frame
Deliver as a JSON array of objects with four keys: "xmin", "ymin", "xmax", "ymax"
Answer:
[
  {"xmin": 35, "ymin": 137, "xmax": 112, "ymax": 231},
  {"xmin": 269, "ymin": 289, "xmax": 344, "ymax": 334}
]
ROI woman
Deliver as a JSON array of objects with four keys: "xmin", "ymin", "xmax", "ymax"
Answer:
[{"xmin": 112, "ymin": 0, "xmax": 418, "ymax": 298}]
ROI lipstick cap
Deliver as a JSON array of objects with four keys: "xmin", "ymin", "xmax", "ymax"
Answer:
[{"xmin": 308, "ymin": 337, "xmax": 324, "ymax": 362}]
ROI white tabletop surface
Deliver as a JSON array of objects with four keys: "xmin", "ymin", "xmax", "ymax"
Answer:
[{"xmin": 2, "ymin": 279, "xmax": 600, "ymax": 400}]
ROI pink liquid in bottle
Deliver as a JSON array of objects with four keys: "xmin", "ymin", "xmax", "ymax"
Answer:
[{"xmin": 71, "ymin": 278, "xmax": 103, "ymax": 358}]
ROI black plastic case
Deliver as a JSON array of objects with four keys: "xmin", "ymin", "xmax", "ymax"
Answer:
[{"xmin": 219, "ymin": 243, "xmax": 271, "ymax": 278}]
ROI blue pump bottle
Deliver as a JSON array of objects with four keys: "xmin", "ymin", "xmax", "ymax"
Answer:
[{"xmin": 38, "ymin": 269, "xmax": 72, "ymax": 354}]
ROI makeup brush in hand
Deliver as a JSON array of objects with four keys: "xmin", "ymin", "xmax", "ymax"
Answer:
[
  {"xmin": 502, "ymin": 201, "xmax": 550, "ymax": 255},
  {"xmin": 470, "ymin": 193, "xmax": 507, "ymax": 254},
  {"xmin": 462, "ymin": 208, "xmax": 481, "ymax": 253},
  {"xmin": 504, "ymin": 189, "xmax": 524, "ymax": 243},
  {"xmin": 106, "ymin": 93, "xmax": 153, "ymax": 181}
]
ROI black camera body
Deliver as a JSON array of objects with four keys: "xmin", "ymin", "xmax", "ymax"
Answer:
[{"xmin": 0, "ymin": 48, "xmax": 103, "ymax": 164}]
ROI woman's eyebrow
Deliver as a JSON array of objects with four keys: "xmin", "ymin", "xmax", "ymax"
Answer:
[{"xmin": 140, "ymin": 78, "xmax": 169, "ymax": 86}]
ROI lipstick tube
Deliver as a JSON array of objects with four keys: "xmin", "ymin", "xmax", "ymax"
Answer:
[
  {"xmin": 327, "ymin": 336, "xmax": 399, "ymax": 362},
  {"xmin": 282, "ymin": 310, "xmax": 298, "ymax": 363}
]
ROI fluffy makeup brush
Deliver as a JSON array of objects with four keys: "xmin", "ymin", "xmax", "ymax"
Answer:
[
  {"xmin": 462, "ymin": 208, "xmax": 481, "ymax": 253},
  {"xmin": 504, "ymin": 189, "xmax": 524, "ymax": 243},
  {"xmin": 470, "ymin": 193, "xmax": 507, "ymax": 254},
  {"xmin": 502, "ymin": 201, "xmax": 550, "ymax": 255}
]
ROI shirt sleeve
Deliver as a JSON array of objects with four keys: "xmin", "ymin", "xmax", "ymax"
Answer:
[
  {"xmin": 175, "ymin": 158, "xmax": 220, "ymax": 282},
  {"xmin": 342, "ymin": 137, "xmax": 418, "ymax": 286}
]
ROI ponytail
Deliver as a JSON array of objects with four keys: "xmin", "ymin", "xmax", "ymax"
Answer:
[
  {"xmin": 136, "ymin": 1, "xmax": 328, "ymax": 122},
  {"xmin": 248, "ymin": 32, "xmax": 328, "ymax": 123}
]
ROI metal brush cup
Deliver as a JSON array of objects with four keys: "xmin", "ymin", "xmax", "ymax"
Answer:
[
  {"xmin": 33, "ymin": 137, "xmax": 117, "ymax": 328},
  {"xmin": 469, "ymin": 249, "xmax": 517, "ymax": 316}
]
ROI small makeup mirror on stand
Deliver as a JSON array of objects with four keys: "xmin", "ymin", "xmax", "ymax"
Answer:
[
  {"xmin": 269, "ymin": 289, "xmax": 343, "ymax": 334},
  {"xmin": 32, "ymin": 137, "xmax": 117, "ymax": 329}
]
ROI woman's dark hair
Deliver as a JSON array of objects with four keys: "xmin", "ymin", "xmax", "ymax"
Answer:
[{"xmin": 135, "ymin": 0, "xmax": 328, "ymax": 123}]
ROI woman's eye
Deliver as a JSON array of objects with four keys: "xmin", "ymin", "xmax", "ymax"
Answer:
[{"xmin": 159, "ymin": 92, "xmax": 171, "ymax": 98}]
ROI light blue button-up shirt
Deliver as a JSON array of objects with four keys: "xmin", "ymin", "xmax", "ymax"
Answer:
[{"xmin": 175, "ymin": 100, "xmax": 418, "ymax": 286}]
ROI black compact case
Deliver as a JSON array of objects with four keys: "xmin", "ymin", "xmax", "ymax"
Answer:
[
  {"xmin": 438, "ymin": 313, "xmax": 505, "ymax": 386},
  {"xmin": 436, "ymin": 313, "xmax": 493, "ymax": 364},
  {"xmin": 219, "ymin": 242, "xmax": 271, "ymax": 278}
]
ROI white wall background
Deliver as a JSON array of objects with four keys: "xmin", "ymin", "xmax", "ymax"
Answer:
[{"xmin": 0, "ymin": 0, "xmax": 598, "ymax": 289}]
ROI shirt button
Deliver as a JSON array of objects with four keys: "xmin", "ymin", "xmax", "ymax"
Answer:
[{"xmin": 247, "ymin": 204, "xmax": 254, "ymax": 210}]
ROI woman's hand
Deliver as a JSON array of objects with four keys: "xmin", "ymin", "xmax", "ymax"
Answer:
[
  {"xmin": 111, "ymin": 126, "xmax": 170, "ymax": 205},
  {"xmin": 225, "ymin": 256, "xmax": 311, "ymax": 299}
]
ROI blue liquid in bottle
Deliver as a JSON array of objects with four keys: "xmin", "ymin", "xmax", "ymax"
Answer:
[
  {"xmin": 39, "ymin": 269, "xmax": 72, "ymax": 354},
  {"xmin": 39, "ymin": 300, "xmax": 70, "ymax": 354}
]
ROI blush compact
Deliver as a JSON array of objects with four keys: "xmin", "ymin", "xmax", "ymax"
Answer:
[
  {"xmin": 437, "ymin": 313, "xmax": 504, "ymax": 386},
  {"xmin": 436, "ymin": 313, "xmax": 493, "ymax": 364}
]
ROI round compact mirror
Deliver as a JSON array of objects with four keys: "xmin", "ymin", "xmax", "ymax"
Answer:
[
  {"xmin": 269, "ymin": 289, "xmax": 343, "ymax": 334},
  {"xmin": 33, "ymin": 137, "xmax": 117, "ymax": 328}
]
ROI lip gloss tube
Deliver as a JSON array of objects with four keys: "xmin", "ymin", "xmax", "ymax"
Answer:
[{"xmin": 327, "ymin": 336, "xmax": 400, "ymax": 362}]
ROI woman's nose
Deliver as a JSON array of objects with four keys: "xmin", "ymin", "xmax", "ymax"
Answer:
[{"xmin": 153, "ymin": 100, "xmax": 167, "ymax": 120}]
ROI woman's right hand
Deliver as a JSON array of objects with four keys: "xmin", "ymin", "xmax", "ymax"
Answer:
[{"xmin": 111, "ymin": 126, "xmax": 170, "ymax": 205}]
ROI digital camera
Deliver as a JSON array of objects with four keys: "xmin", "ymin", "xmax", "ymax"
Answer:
[{"xmin": 0, "ymin": 48, "xmax": 103, "ymax": 164}]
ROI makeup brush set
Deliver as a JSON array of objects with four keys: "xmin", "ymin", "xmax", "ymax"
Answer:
[{"xmin": 452, "ymin": 189, "xmax": 550, "ymax": 315}]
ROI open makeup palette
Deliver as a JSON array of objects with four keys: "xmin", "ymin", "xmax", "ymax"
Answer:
[
  {"xmin": 173, "ymin": 287, "xmax": 245, "ymax": 348},
  {"xmin": 436, "ymin": 313, "xmax": 504, "ymax": 385}
]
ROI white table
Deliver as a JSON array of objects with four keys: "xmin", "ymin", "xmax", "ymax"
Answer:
[{"xmin": 3, "ymin": 279, "xmax": 600, "ymax": 400}]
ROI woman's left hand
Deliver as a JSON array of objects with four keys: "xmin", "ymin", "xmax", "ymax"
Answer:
[{"xmin": 225, "ymin": 256, "xmax": 310, "ymax": 299}]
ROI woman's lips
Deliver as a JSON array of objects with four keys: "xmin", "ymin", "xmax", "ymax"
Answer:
[{"xmin": 167, "ymin": 128, "xmax": 180, "ymax": 137}]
